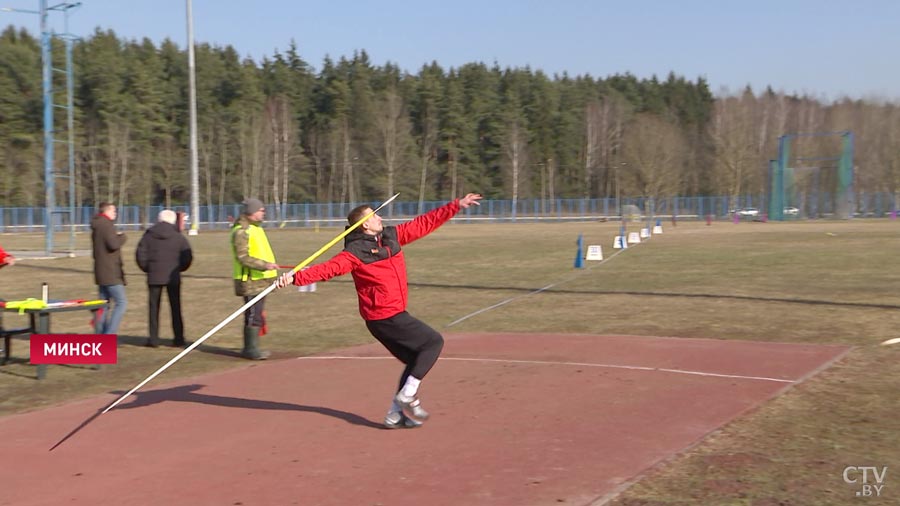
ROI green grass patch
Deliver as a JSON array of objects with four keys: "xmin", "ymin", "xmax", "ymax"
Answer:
[{"xmin": 2, "ymin": 218, "xmax": 899, "ymax": 504}]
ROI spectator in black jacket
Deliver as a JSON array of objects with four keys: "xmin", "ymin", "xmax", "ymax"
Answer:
[
  {"xmin": 136, "ymin": 210, "xmax": 193, "ymax": 347},
  {"xmin": 91, "ymin": 202, "xmax": 127, "ymax": 335}
]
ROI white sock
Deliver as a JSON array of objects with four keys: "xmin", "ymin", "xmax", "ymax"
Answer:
[{"xmin": 400, "ymin": 376, "xmax": 421, "ymax": 398}]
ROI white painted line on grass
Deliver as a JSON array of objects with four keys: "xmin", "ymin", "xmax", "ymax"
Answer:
[
  {"xmin": 445, "ymin": 245, "xmax": 633, "ymax": 327},
  {"xmin": 295, "ymin": 355, "xmax": 796, "ymax": 384}
]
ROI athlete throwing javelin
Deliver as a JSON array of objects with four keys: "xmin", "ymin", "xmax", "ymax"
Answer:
[{"xmin": 276, "ymin": 193, "xmax": 482, "ymax": 429}]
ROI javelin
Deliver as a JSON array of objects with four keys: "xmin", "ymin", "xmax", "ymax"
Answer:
[{"xmin": 101, "ymin": 193, "xmax": 400, "ymax": 414}]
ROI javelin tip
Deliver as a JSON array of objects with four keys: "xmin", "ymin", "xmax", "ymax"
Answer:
[{"xmin": 381, "ymin": 192, "xmax": 400, "ymax": 206}]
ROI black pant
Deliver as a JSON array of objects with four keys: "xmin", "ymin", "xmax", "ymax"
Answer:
[
  {"xmin": 148, "ymin": 283, "xmax": 184, "ymax": 344},
  {"xmin": 242, "ymin": 296, "xmax": 266, "ymax": 328},
  {"xmin": 365, "ymin": 311, "xmax": 444, "ymax": 391}
]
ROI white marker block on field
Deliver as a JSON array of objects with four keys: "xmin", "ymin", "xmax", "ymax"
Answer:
[
  {"xmin": 298, "ymin": 283, "xmax": 317, "ymax": 293},
  {"xmin": 627, "ymin": 232, "xmax": 641, "ymax": 244},
  {"xmin": 613, "ymin": 236, "xmax": 627, "ymax": 249},
  {"xmin": 297, "ymin": 267, "xmax": 316, "ymax": 292},
  {"xmin": 653, "ymin": 225, "xmax": 663, "ymax": 234},
  {"xmin": 586, "ymin": 245, "xmax": 603, "ymax": 260},
  {"xmin": 640, "ymin": 228, "xmax": 650, "ymax": 238}
]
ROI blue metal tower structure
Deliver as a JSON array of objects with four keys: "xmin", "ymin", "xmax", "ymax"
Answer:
[
  {"xmin": 4, "ymin": 1, "xmax": 81, "ymax": 253},
  {"xmin": 44, "ymin": 1, "xmax": 82, "ymax": 254}
]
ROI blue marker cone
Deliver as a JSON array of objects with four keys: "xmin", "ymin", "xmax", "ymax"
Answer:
[{"xmin": 574, "ymin": 234, "xmax": 584, "ymax": 269}]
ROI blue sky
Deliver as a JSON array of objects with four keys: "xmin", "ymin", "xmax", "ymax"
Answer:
[{"xmin": 2, "ymin": 0, "xmax": 896, "ymax": 101}]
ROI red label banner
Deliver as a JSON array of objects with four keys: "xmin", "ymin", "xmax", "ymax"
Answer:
[{"xmin": 30, "ymin": 334, "xmax": 118, "ymax": 364}]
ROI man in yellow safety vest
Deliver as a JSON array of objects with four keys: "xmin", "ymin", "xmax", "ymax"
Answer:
[{"xmin": 231, "ymin": 198, "xmax": 280, "ymax": 360}]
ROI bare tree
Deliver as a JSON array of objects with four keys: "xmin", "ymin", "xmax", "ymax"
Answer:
[
  {"xmin": 238, "ymin": 109, "xmax": 265, "ymax": 200},
  {"xmin": 417, "ymin": 106, "xmax": 438, "ymax": 214},
  {"xmin": 584, "ymin": 94, "xmax": 630, "ymax": 198},
  {"xmin": 215, "ymin": 120, "xmax": 234, "ymax": 209},
  {"xmin": 621, "ymin": 113, "xmax": 687, "ymax": 199},
  {"xmin": 199, "ymin": 123, "xmax": 215, "ymax": 210},
  {"xmin": 158, "ymin": 136, "xmax": 181, "ymax": 208},
  {"xmin": 709, "ymin": 91, "xmax": 758, "ymax": 206},
  {"xmin": 374, "ymin": 88, "xmax": 413, "ymax": 209},
  {"xmin": 887, "ymin": 107, "xmax": 900, "ymax": 203},
  {"xmin": 339, "ymin": 117, "xmax": 356, "ymax": 204},
  {"xmin": 538, "ymin": 157, "xmax": 556, "ymax": 213},
  {"xmin": 106, "ymin": 120, "xmax": 132, "ymax": 204},
  {"xmin": 504, "ymin": 118, "xmax": 528, "ymax": 219},
  {"xmin": 265, "ymin": 95, "xmax": 296, "ymax": 221},
  {"xmin": 583, "ymin": 101, "xmax": 601, "ymax": 199},
  {"xmin": 447, "ymin": 144, "xmax": 459, "ymax": 202}
]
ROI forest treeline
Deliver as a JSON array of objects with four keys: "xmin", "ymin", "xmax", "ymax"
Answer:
[{"xmin": 1, "ymin": 25, "xmax": 899, "ymax": 209}]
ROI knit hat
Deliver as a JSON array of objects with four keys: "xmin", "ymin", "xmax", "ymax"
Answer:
[{"xmin": 242, "ymin": 198, "xmax": 265, "ymax": 215}]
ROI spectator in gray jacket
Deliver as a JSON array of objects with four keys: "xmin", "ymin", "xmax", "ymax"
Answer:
[{"xmin": 136, "ymin": 210, "xmax": 193, "ymax": 347}]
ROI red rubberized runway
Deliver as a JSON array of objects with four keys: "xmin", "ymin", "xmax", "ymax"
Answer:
[{"xmin": 0, "ymin": 333, "xmax": 848, "ymax": 506}]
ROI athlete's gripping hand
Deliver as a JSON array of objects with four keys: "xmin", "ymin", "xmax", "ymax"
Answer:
[
  {"xmin": 275, "ymin": 271, "xmax": 294, "ymax": 289},
  {"xmin": 459, "ymin": 193, "xmax": 482, "ymax": 209}
]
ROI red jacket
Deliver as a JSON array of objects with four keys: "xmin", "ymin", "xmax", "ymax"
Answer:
[
  {"xmin": 0, "ymin": 245, "xmax": 11, "ymax": 267},
  {"xmin": 294, "ymin": 199, "xmax": 461, "ymax": 320}
]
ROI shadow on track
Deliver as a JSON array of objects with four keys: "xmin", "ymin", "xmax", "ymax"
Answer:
[
  {"xmin": 49, "ymin": 383, "xmax": 381, "ymax": 451},
  {"xmin": 115, "ymin": 384, "xmax": 382, "ymax": 428}
]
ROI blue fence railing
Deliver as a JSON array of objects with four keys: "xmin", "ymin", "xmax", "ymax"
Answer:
[{"xmin": 0, "ymin": 193, "xmax": 897, "ymax": 233}]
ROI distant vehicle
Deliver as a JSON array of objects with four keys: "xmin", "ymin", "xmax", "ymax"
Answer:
[
  {"xmin": 736, "ymin": 207, "xmax": 759, "ymax": 217},
  {"xmin": 783, "ymin": 206, "xmax": 799, "ymax": 215}
]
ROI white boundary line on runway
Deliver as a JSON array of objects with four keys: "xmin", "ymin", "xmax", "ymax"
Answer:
[{"xmin": 295, "ymin": 355, "xmax": 795, "ymax": 384}]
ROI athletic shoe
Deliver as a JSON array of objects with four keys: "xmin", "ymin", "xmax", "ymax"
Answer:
[
  {"xmin": 395, "ymin": 392, "xmax": 430, "ymax": 421},
  {"xmin": 383, "ymin": 411, "xmax": 423, "ymax": 429}
]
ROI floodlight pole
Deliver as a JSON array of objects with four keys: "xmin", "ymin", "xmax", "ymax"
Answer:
[
  {"xmin": 186, "ymin": 0, "xmax": 200, "ymax": 235},
  {"xmin": 40, "ymin": 0, "xmax": 54, "ymax": 253},
  {"xmin": 617, "ymin": 162, "xmax": 626, "ymax": 241},
  {"xmin": 62, "ymin": 4, "xmax": 79, "ymax": 254},
  {"xmin": 616, "ymin": 162, "xmax": 626, "ymax": 219}
]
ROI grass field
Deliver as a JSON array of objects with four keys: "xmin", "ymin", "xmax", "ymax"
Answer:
[{"xmin": 2, "ymin": 218, "xmax": 899, "ymax": 504}]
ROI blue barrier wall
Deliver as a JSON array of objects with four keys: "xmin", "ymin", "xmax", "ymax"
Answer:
[{"xmin": 0, "ymin": 193, "xmax": 896, "ymax": 233}]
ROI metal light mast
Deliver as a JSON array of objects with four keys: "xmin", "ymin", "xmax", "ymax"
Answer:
[
  {"xmin": 40, "ymin": 0, "xmax": 54, "ymax": 253},
  {"xmin": 186, "ymin": 0, "xmax": 199, "ymax": 235}
]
